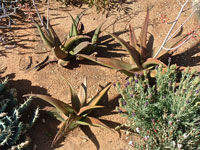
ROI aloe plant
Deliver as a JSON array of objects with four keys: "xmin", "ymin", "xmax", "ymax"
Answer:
[
  {"xmin": 0, "ymin": 79, "xmax": 39, "ymax": 150},
  {"xmin": 78, "ymin": 9, "xmax": 188, "ymax": 77},
  {"xmin": 36, "ymin": 11, "xmax": 104, "ymax": 67},
  {"xmin": 25, "ymin": 77, "xmax": 112, "ymax": 146}
]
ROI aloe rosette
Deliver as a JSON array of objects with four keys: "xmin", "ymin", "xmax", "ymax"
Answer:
[
  {"xmin": 36, "ymin": 10, "xmax": 104, "ymax": 67},
  {"xmin": 78, "ymin": 9, "xmax": 188, "ymax": 77},
  {"xmin": 25, "ymin": 77, "xmax": 112, "ymax": 146}
]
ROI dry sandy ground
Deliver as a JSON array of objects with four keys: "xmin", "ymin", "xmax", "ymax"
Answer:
[{"xmin": 0, "ymin": 0, "xmax": 199, "ymax": 150}]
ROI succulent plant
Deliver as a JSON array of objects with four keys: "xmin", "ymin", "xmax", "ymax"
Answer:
[
  {"xmin": 0, "ymin": 79, "xmax": 39, "ymax": 150},
  {"xmin": 25, "ymin": 77, "xmax": 113, "ymax": 146},
  {"xmin": 78, "ymin": 9, "xmax": 188, "ymax": 77},
  {"xmin": 36, "ymin": 10, "xmax": 104, "ymax": 67}
]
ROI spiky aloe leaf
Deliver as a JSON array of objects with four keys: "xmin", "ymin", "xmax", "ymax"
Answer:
[
  {"xmin": 88, "ymin": 83, "xmax": 112, "ymax": 107},
  {"xmin": 68, "ymin": 10, "xmax": 87, "ymax": 38},
  {"xmin": 52, "ymin": 120, "xmax": 67, "ymax": 147},
  {"xmin": 43, "ymin": 107, "xmax": 65, "ymax": 122},
  {"xmin": 72, "ymin": 41, "xmax": 91, "ymax": 55},
  {"xmin": 41, "ymin": 19, "xmax": 54, "ymax": 43},
  {"xmin": 24, "ymin": 94, "xmax": 74, "ymax": 117},
  {"xmin": 77, "ymin": 54, "xmax": 135, "ymax": 71},
  {"xmin": 43, "ymin": 18, "xmax": 62, "ymax": 46},
  {"xmin": 117, "ymin": 67, "xmax": 144, "ymax": 76},
  {"xmin": 139, "ymin": 8, "xmax": 149, "ymax": 60},
  {"xmin": 52, "ymin": 46, "xmax": 68, "ymax": 60},
  {"xmin": 64, "ymin": 78, "xmax": 81, "ymax": 113},
  {"xmin": 91, "ymin": 22, "xmax": 104, "ymax": 45},
  {"xmin": 77, "ymin": 105, "xmax": 104, "ymax": 116},
  {"xmin": 108, "ymin": 32, "xmax": 142, "ymax": 68},
  {"xmin": 142, "ymin": 58, "xmax": 166, "ymax": 69},
  {"xmin": 129, "ymin": 25, "xmax": 137, "ymax": 48},
  {"xmin": 35, "ymin": 22, "xmax": 54, "ymax": 49},
  {"xmin": 78, "ymin": 76, "xmax": 87, "ymax": 107},
  {"xmin": 63, "ymin": 35, "xmax": 90, "ymax": 52},
  {"xmin": 77, "ymin": 116, "xmax": 111, "ymax": 130},
  {"xmin": 52, "ymin": 115, "xmax": 81, "ymax": 146},
  {"xmin": 146, "ymin": 34, "xmax": 154, "ymax": 58},
  {"xmin": 68, "ymin": 13, "xmax": 78, "ymax": 37}
]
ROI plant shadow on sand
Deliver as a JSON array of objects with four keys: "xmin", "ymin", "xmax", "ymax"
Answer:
[{"xmin": 171, "ymin": 42, "xmax": 200, "ymax": 67}]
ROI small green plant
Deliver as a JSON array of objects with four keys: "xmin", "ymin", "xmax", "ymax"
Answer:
[
  {"xmin": 117, "ymin": 64, "xmax": 200, "ymax": 149},
  {"xmin": 25, "ymin": 77, "xmax": 112, "ymax": 146},
  {"xmin": 0, "ymin": 79, "xmax": 39, "ymax": 150},
  {"xmin": 36, "ymin": 11, "xmax": 104, "ymax": 67},
  {"xmin": 78, "ymin": 9, "xmax": 188, "ymax": 77}
]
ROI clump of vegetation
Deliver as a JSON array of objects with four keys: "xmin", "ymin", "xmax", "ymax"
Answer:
[
  {"xmin": 78, "ymin": 9, "xmax": 188, "ymax": 77},
  {"xmin": 117, "ymin": 64, "xmax": 200, "ymax": 149},
  {"xmin": 0, "ymin": 0, "xmax": 18, "ymax": 28},
  {"xmin": 0, "ymin": 79, "xmax": 39, "ymax": 150},
  {"xmin": 36, "ymin": 11, "xmax": 104, "ymax": 67},
  {"xmin": 53, "ymin": 0, "xmax": 129, "ymax": 13},
  {"xmin": 25, "ymin": 77, "xmax": 113, "ymax": 146}
]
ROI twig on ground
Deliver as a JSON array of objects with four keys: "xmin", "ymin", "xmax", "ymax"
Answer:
[
  {"xmin": 47, "ymin": 0, "xmax": 50, "ymax": 29},
  {"xmin": 153, "ymin": 0, "xmax": 197, "ymax": 58}
]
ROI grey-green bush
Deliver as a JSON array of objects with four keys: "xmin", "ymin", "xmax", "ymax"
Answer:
[
  {"xmin": 0, "ymin": 79, "xmax": 39, "ymax": 150},
  {"xmin": 117, "ymin": 65, "xmax": 200, "ymax": 149}
]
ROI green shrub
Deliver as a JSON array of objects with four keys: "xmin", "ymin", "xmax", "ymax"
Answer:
[
  {"xmin": 117, "ymin": 64, "xmax": 200, "ymax": 149},
  {"xmin": 0, "ymin": 79, "xmax": 39, "ymax": 150}
]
